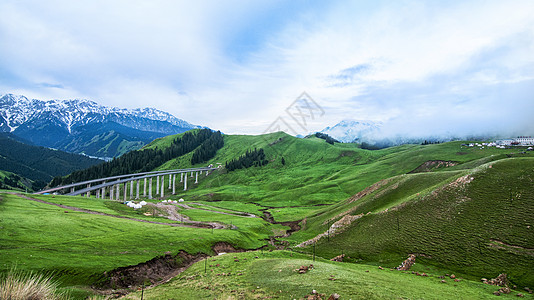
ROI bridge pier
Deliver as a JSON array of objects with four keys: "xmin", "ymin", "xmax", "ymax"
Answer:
[
  {"xmin": 123, "ymin": 183, "xmax": 127, "ymax": 201},
  {"xmin": 195, "ymin": 172, "xmax": 198, "ymax": 184},
  {"xmin": 116, "ymin": 184, "xmax": 120, "ymax": 201},
  {"xmin": 180, "ymin": 173, "xmax": 183, "ymax": 182},
  {"xmin": 149, "ymin": 177, "xmax": 153, "ymax": 199},
  {"xmin": 172, "ymin": 174, "xmax": 176, "ymax": 195},
  {"xmin": 160, "ymin": 175, "xmax": 165, "ymax": 197},
  {"xmin": 101, "ymin": 187, "xmax": 106, "ymax": 199},
  {"xmin": 96, "ymin": 189, "xmax": 100, "ymax": 199},
  {"xmin": 191, "ymin": 172, "xmax": 193, "ymax": 178},
  {"xmin": 143, "ymin": 177, "xmax": 147, "ymax": 197},
  {"xmin": 136, "ymin": 180, "xmax": 140, "ymax": 199},
  {"xmin": 168, "ymin": 174, "xmax": 172, "ymax": 189},
  {"xmin": 110, "ymin": 185, "xmax": 114, "ymax": 200},
  {"xmin": 71, "ymin": 187, "xmax": 75, "ymax": 194},
  {"xmin": 156, "ymin": 176, "xmax": 160, "ymax": 193},
  {"xmin": 184, "ymin": 173, "xmax": 187, "ymax": 191},
  {"xmin": 124, "ymin": 180, "xmax": 133, "ymax": 199},
  {"xmin": 86, "ymin": 183, "xmax": 91, "ymax": 197}
]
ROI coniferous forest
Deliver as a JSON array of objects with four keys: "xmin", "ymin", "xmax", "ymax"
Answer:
[
  {"xmin": 225, "ymin": 148, "xmax": 268, "ymax": 172},
  {"xmin": 313, "ymin": 132, "xmax": 340, "ymax": 144},
  {"xmin": 191, "ymin": 131, "xmax": 224, "ymax": 164},
  {"xmin": 51, "ymin": 129, "xmax": 223, "ymax": 187}
]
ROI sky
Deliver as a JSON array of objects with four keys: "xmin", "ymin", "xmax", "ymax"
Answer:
[{"xmin": 1, "ymin": 0, "xmax": 533, "ymax": 137}]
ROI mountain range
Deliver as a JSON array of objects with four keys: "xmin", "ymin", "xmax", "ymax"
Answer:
[
  {"xmin": 319, "ymin": 119, "xmax": 494, "ymax": 147},
  {"xmin": 0, "ymin": 94, "xmax": 201, "ymax": 158},
  {"xmin": 319, "ymin": 119, "xmax": 382, "ymax": 143}
]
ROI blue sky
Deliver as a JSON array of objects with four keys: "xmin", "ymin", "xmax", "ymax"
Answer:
[{"xmin": 1, "ymin": 0, "xmax": 533, "ymax": 137}]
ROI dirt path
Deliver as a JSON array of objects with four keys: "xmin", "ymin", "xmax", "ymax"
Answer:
[
  {"xmin": 10, "ymin": 193, "xmax": 222, "ymax": 229},
  {"xmin": 152, "ymin": 203, "xmax": 226, "ymax": 229}
]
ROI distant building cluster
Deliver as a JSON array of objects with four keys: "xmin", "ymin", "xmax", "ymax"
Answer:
[
  {"xmin": 496, "ymin": 136, "xmax": 534, "ymax": 146},
  {"xmin": 462, "ymin": 136, "xmax": 534, "ymax": 150}
]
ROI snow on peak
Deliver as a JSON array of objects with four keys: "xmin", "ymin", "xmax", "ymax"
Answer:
[
  {"xmin": 0, "ymin": 93, "xmax": 198, "ymax": 133},
  {"xmin": 320, "ymin": 119, "xmax": 382, "ymax": 143}
]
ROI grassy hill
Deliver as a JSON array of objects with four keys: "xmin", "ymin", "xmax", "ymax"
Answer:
[
  {"xmin": 1, "ymin": 131, "xmax": 533, "ymax": 298},
  {"xmin": 121, "ymin": 250, "xmax": 530, "ymax": 299},
  {"xmin": 295, "ymin": 157, "xmax": 534, "ymax": 287},
  {"xmin": 0, "ymin": 133, "xmax": 103, "ymax": 191}
]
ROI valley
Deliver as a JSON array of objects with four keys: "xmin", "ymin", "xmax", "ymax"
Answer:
[{"xmin": 1, "ymin": 131, "xmax": 533, "ymax": 299}]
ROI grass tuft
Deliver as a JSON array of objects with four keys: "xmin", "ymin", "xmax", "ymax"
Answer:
[{"xmin": 0, "ymin": 268, "xmax": 69, "ymax": 300}]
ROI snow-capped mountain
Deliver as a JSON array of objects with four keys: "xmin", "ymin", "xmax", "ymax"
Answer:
[
  {"xmin": 0, "ymin": 93, "xmax": 202, "ymax": 158},
  {"xmin": 320, "ymin": 119, "xmax": 382, "ymax": 143},
  {"xmin": 0, "ymin": 94, "xmax": 197, "ymax": 133}
]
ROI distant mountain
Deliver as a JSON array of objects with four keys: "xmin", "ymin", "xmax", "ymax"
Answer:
[
  {"xmin": 320, "ymin": 119, "xmax": 382, "ymax": 143},
  {"xmin": 0, "ymin": 132, "xmax": 102, "ymax": 191},
  {"xmin": 0, "ymin": 94, "xmax": 202, "ymax": 158},
  {"xmin": 320, "ymin": 119, "xmax": 496, "ymax": 148}
]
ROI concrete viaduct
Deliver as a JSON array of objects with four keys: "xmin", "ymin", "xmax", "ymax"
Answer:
[{"xmin": 34, "ymin": 167, "xmax": 217, "ymax": 201}]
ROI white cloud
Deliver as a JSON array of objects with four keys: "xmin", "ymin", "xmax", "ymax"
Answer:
[{"xmin": 1, "ymin": 0, "xmax": 533, "ymax": 137}]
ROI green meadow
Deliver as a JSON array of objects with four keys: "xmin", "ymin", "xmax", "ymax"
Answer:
[{"xmin": 1, "ymin": 132, "xmax": 533, "ymax": 299}]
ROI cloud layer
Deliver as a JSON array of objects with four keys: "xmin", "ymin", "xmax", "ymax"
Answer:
[{"xmin": 1, "ymin": 0, "xmax": 533, "ymax": 137}]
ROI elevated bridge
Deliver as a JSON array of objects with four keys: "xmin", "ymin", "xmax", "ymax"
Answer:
[{"xmin": 34, "ymin": 167, "xmax": 217, "ymax": 201}]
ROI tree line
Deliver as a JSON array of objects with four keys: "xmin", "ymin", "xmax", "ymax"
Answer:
[
  {"xmin": 191, "ymin": 131, "xmax": 224, "ymax": 164},
  {"xmin": 0, "ymin": 173, "xmax": 24, "ymax": 190},
  {"xmin": 310, "ymin": 132, "xmax": 340, "ymax": 145},
  {"xmin": 225, "ymin": 148, "xmax": 268, "ymax": 172},
  {"xmin": 421, "ymin": 140, "xmax": 441, "ymax": 145},
  {"xmin": 51, "ymin": 129, "xmax": 223, "ymax": 187}
]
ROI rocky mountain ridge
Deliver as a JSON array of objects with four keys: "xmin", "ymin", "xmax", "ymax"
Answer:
[{"xmin": 0, "ymin": 94, "xmax": 201, "ymax": 158}]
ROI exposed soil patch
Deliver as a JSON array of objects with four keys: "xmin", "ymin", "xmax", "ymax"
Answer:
[
  {"xmin": 99, "ymin": 242, "xmax": 248, "ymax": 296},
  {"xmin": 408, "ymin": 160, "xmax": 458, "ymax": 174},
  {"xmin": 347, "ymin": 178, "xmax": 393, "ymax": 204},
  {"xmin": 104, "ymin": 251, "xmax": 205, "ymax": 289},
  {"xmin": 296, "ymin": 214, "xmax": 363, "ymax": 248},
  {"xmin": 489, "ymin": 239, "xmax": 534, "ymax": 256},
  {"xmin": 212, "ymin": 242, "xmax": 245, "ymax": 255},
  {"xmin": 260, "ymin": 209, "xmax": 301, "ymax": 237},
  {"xmin": 258, "ymin": 209, "xmax": 301, "ymax": 249}
]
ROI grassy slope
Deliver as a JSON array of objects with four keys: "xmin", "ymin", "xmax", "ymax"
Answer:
[
  {"xmin": 143, "ymin": 132, "xmax": 533, "ymax": 287},
  {"xmin": 302, "ymin": 157, "xmax": 534, "ymax": 287},
  {"xmin": 121, "ymin": 250, "xmax": 532, "ymax": 299},
  {"xmin": 0, "ymin": 193, "xmax": 281, "ymax": 287},
  {"xmin": 161, "ymin": 133, "xmax": 528, "ymax": 225},
  {"xmin": 0, "ymin": 170, "xmax": 25, "ymax": 191}
]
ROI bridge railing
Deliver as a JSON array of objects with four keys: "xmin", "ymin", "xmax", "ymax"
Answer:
[{"xmin": 35, "ymin": 167, "xmax": 217, "ymax": 196}]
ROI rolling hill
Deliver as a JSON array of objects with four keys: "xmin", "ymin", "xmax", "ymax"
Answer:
[
  {"xmin": 0, "ymin": 130, "xmax": 532, "ymax": 299},
  {"xmin": 0, "ymin": 132, "xmax": 102, "ymax": 191}
]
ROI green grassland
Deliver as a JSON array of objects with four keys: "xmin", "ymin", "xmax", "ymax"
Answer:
[
  {"xmin": 121, "ymin": 250, "xmax": 532, "ymax": 299},
  {"xmin": 0, "ymin": 193, "xmax": 281, "ymax": 286},
  {"xmin": 298, "ymin": 157, "xmax": 534, "ymax": 287},
  {"xmin": 1, "ymin": 131, "xmax": 533, "ymax": 299}
]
